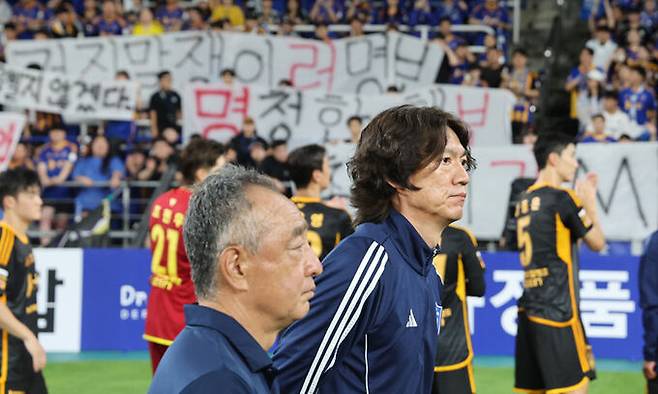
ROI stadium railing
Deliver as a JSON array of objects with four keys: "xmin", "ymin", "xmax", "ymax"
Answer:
[{"xmin": 29, "ymin": 180, "xmax": 162, "ymax": 247}]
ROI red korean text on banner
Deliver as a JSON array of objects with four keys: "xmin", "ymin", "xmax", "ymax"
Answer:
[{"xmin": 195, "ymin": 87, "xmax": 250, "ymax": 141}]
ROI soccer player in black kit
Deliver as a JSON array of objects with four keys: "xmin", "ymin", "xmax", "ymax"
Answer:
[
  {"xmin": 287, "ymin": 144, "xmax": 353, "ymax": 260},
  {"xmin": 513, "ymin": 133, "xmax": 605, "ymax": 394},
  {"xmin": 432, "ymin": 225, "xmax": 485, "ymax": 394},
  {"xmin": 0, "ymin": 168, "xmax": 48, "ymax": 394}
]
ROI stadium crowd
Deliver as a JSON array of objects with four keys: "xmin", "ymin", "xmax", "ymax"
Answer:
[{"xmin": 0, "ymin": 0, "xmax": 656, "ymax": 240}]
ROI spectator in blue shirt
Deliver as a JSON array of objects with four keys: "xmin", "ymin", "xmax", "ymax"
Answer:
[
  {"xmin": 437, "ymin": 0, "xmax": 468, "ymax": 24},
  {"xmin": 437, "ymin": 17, "xmax": 467, "ymax": 50},
  {"xmin": 36, "ymin": 125, "xmax": 77, "ymax": 244},
  {"xmin": 309, "ymin": 0, "xmax": 343, "ymax": 24},
  {"xmin": 641, "ymin": 0, "xmax": 658, "ymax": 31},
  {"xmin": 409, "ymin": 0, "xmax": 436, "ymax": 27},
  {"xmin": 619, "ymin": 64, "xmax": 657, "ymax": 140},
  {"xmin": 103, "ymin": 70, "xmax": 137, "ymax": 145},
  {"xmin": 372, "ymin": 0, "xmax": 407, "ymax": 25},
  {"xmin": 345, "ymin": 0, "xmax": 372, "ymax": 23},
  {"xmin": 469, "ymin": 0, "xmax": 510, "ymax": 47},
  {"xmin": 640, "ymin": 230, "xmax": 658, "ymax": 394},
  {"xmin": 148, "ymin": 165, "xmax": 322, "ymax": 394},
  {"xmin": 96, "ymin": 0, "xmax": 124, "ymax": 36},
  {"xmin": 72, "ymin": 135, "xmax": 124, "ymax": 216},
  {"xmin": 81, "ymin": 0, "xmax": 100, "ymax": 36},
  {"xmin": 155, "ymin": 0, "xmax": 184, "ymax": 31},
  {"xmin": 11, "ymin": 0, "xmax": 45, "ymax": 39}
]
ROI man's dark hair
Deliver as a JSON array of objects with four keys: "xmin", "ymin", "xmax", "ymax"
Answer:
[
  {"xmin": 533, "ymin": 132, "xmax": 576, "ymax": 170},
  {"xmin": 0, "ymin": 168, "xmax": 40, "ymax": 208},
  {"xmin": 116, "ymin": 70, "xmax": 130, "ymax": 79},
  {"xmin": 179, "ymin": 138, "xmax": 225, "ymax": 185},
  {"xmin": 439, "ymin": 16, "xmax": 451, "ymax": 25},
  {"xmin": 348, "ymin": 105, "xmax": 474, "ymax": 225},
  {"xmin": 287, "ymin": 144, "xmax": 325, "ymax": 189},
  {"xmin": 602, "ymin": 90, "xmax": 618, "ymax": 100},
  {"xmin": 512, "ymin": 48, "xmax": 528, "ymax": 57},
  {"xmin": 271, "ymin": 139, "xmax": 287, "ymax": 149},
  {"xmin": 209, "ymin": 20, "xmax": 223, "ymax": 29},
  {"xmin": 630, "ymin": 64, "xmax": 647, "ymax": 79},
  {"xmin": 157, "ymin": 70, "xmax": 171, "ymax": 80},
  {"xmin": 581, "ymin": 47, "xmax": 594, "ymax": 56},
  {"xmin": 347, "ymin": 115, "xmax": 362, "ymax": 125},
  {"xmin": 221, "ymin": 68, "xmax": 235, "ymax": 77}
]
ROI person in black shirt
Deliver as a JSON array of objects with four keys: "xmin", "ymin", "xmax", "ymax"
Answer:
[
  {"xmin": 287, "ymin": 144, "xmax": 352, "ymax": 260},
  {"xmin": 229, "ymin": 117, "xmax": 267, "ymax": 167},
  {"xmin": 480, "ymin": 47, "xmax": 504, "ymax": 88},
  {"xmin": 433, "ymin": 225, "xmax": 485, "ymax": 394},
  {"xmin": 514, "ymin": 133, "xmax": 605, "ymax": 394},
  {"xmin": 149, "ymin": 71, "xmax": 181, "ymax": 138},
  {"xmin": 0, "ymin": 169, "xmax": 47, "ymax": 394},
  {"xmin": 260, "ymin": 140, "xmax": 291, "ymax": 194}
]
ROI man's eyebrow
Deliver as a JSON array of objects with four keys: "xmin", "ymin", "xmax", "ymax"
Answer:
[
  {"xmin": 291, "ymin": 222, "xmax": 308, "ymax": 238},
  {"xmin": 443, "ymin": 146, "xmax": 467, "ymax": 156}
]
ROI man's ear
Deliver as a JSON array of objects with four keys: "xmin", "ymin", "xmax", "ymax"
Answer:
[
  {"xmin": 2, "ymin": 195, "xmax": 15, "ymax": 211},
  {"xmin": 547, "ymin": 151, "xmax": 559, "ymax": 167},
  {"xmin": 386, "ymin": 178, "xmax": 403, "ymax": 193},
  {"xmin": 311, "ymin": 168, "xmax": 323, "ymax": 184},
  {"xmin": 217, "ymin": 245, "xmax": 250, "ymax": 292}
]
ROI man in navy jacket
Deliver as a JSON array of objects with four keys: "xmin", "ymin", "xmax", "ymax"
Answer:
[
  {"xmin": 641, "ymin": 230, "xmax": 658, "ymax": 394},
  {"xmin": 273, "ymin": 105, "xmax": 474, "ymax": 393}
]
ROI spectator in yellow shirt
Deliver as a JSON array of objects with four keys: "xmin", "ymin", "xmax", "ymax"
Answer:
[
  {"xmin": 211, "ymin": 0, "xmax": 244, "ymax": 28},
  {"xmin": 133, "ymin": 8, "xmax": 164, "ymax": 36}
]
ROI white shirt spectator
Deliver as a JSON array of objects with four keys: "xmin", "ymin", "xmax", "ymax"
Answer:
[
  {"xmin": 586, "ymin": 108, "xmax": 633, "ymax": 138},
  {"xmin": 586, "ymin": 38, "xmax": 618, "ymax": 71}
]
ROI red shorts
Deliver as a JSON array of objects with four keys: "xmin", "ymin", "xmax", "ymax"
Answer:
[{"xmin": 148, "ymin": 342, "xmax": 169, "ymax": 374}]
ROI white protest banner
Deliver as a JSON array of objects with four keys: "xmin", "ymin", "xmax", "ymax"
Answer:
[
  {"xmin": 0, "ymin": 112, "xmax": 27, "ymax": 171},
  {"xmin": 0, "ymin": 63, "xmax": 138, "ymax": 120},
  {"xmin": 326, "ymin": 143, "xmax": 658, "ymax": 242},
  {"xmin": 183, "ymin": 83, "xmax": 515, "ymax": 147},
  {"xmin": 6, "ymin": 32, "xmax": 443, "ymax": 99},
  {"xmin": 456, "ymin": 144, "xmax": 658, "ymax": 241}
]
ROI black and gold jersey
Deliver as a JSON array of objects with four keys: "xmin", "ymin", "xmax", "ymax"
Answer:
[
  {"xmin": 0, "ymin": 221, "xmax": 40, "ymax": 387},
  {"xmin": 433, "ymin": 225, "xmax": 486, "ymax": 370},
  {"xmin": 291, "ymin": 197, "xmax": 353, "ymax": 260},
  {"xmin": 515, "ymin": 183, "xmax": 592, "ymax": 325}
]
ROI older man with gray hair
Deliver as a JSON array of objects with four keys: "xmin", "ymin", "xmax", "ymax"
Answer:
[{"xmin": 148, "ymin": 165, "xmax": 323, "ymax": 394}]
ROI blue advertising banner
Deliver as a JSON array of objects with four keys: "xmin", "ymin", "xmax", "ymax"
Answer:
[
  {"xmin": 471, "ymin": 251, "xmax": 642, "ymax": 361},
  {"xmin": 76, "ymin": 248, "xmax": 643, "ymax": 360},
  {"xmin": 81, "ymin": 249, "xmax": 151, "ymax": 351}
]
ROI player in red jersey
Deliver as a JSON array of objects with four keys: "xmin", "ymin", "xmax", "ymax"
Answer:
[{"xmin": 143, "ymin": 138, "xmax": 225, "ymax": 373}]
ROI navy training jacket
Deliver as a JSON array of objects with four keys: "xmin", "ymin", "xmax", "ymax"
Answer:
[
  {"xmin": 273, "ymin": 210, "xmax": 443, "ymax": 394},
  {"xmin": 640, "ymin": 230, "xmax": 658, "ymax": 362}
]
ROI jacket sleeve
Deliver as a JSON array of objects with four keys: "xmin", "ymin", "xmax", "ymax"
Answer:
[
  {"xmin": 273, "ymin": 236, "xmax": 387, "ymax": 394},
  {"xmin": 640, "ymin": 231, "xmax": 658, "ymax": 362}
]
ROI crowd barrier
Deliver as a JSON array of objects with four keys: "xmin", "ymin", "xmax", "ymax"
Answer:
[{"xmin": 34, "ymin": 248, "xmax": 643, "ymax": 360}]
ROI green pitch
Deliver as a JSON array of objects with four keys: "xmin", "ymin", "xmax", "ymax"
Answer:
[{"xmin": 42, "ymin": 355, "xmax": 644, "ymax": 393}]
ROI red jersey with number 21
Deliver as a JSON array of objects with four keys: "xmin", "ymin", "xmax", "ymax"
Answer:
[{"xmin": 144, "ymin": 187, "xmax": 194, "ymax": 345}]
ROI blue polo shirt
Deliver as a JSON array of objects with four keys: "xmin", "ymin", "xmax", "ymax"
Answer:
[{"xmin": 148, "ymin": 305, "xmax": 278, "ymax": 394}]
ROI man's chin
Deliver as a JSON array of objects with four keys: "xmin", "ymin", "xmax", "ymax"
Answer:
[{"xmin": 445, "ymin": 208, "xmax": 464, "ymax": 223}]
